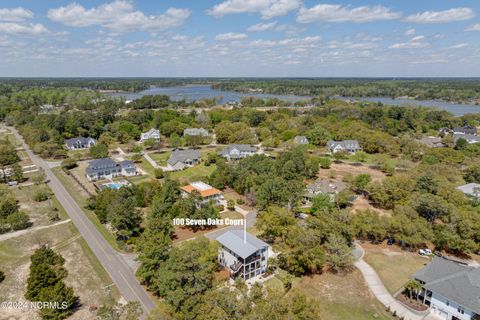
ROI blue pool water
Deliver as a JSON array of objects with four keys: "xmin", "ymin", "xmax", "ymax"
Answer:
[{"xmin": 102, "ymin": 183, "xmax": 125, "ymax": 190}]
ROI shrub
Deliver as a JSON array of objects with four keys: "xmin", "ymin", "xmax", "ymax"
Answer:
[
  {"xmin": 7, "ymin": 211, "xmax": 30, "ymax": 230},
  {"xmin": 61, "ymin": 158, "xmax": 77, "ymax": 170},
  {"xmin": 227, "ymin": 199, "xmax": 235, "ymax": 211},
  {"xmin": 154, "ymin": 168, "xmax": 164, "ymax": 179},
  {"xmin": 319, "ymin": 157, "xmax": 331, "ymax": 169},
  {"xmin": 236, "ymin": 198, "xmax": 245, "ymax": 205},
  {"xmin": 33, "ymin": 190, "xmax": 49, "ymax": 202}
]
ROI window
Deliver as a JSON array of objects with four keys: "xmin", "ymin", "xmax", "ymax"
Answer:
[
  {"xmin": 457, "ymin": 306, "xmax": 464, "ymax": 314},
  {"xmin": 446, "ymin": 300, "xmax": 449, "ymax": 306}
]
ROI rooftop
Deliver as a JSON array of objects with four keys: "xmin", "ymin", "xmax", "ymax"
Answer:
[
  {"xmin": 180, "ymin": 181, "xmax": 222, "ymax": 198},
  {"xmin": 216, "ymin": 230, "xmax": 269, "ymax": 259}
]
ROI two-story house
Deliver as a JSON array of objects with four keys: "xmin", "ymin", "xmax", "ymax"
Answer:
[
  {"xmin": 180, "ymin": 181, "xmax": 223, "ymax": 206},
  {"xmin": 85, "ymin": 158, "xmax": 137, "ymax": 181},
  {"xmin": 327, "ymin": 140, "xmax": 361, "ymax": 154},
  {"xmin": 139, "ymin": 128, "xmax": 160, "ymax": 142},
  {"xmin": 219, "ymin": 144, "xmax": 257, "ymax": 161},
  {"xmin": 217, "ymin": 230, "xmax": 270, "ymax": 281},
  {"xmin": 65, "ymin": 137, "xmax": 97, "ymax": 150},
  {"xmin": 413, "ymin": 257, "xmax": 480, "ymax": 320}
]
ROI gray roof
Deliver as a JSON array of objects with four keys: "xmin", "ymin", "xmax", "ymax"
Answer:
[
  {"xmin": 119, "ymin": 160, "xmax": 135, "ymax": 169},
  {"xmin": 456, "ymin": 183, "xmax": 480, "ymax": 197},
  {"xmin": 65, "ymin": 137, "xmax": 96, "ymax": 148},
  {"xmin": 216, "ymin": 230, "xmax": 269, "ymax": 259},
  {"xmin": 453, "ymin": 125, "xmax": 477, "ymax": 135},
  {"xmin": 184, "ymin": 128, "xmax": 208, "ymax": 136},
  {"xmin": 414, "ymin": 257, "xmax": 480, "ymax": 314},
  {"xmin": 220, "ymin": 144, "xmax": 257, "ymax": 157},
  {"xmin": 453, "ymin": 133, "xmax": 480, "ymax": 144},
  {"xmin": 167, "ymin": 149, "xmax": 201, "ymax": 166},
  {"xmin": 327, "ymin": 140, "xmax": 361, "ymax": 151},
  {"xmin": 86, "ymin": 158, "xmax": 118, "ymax": 175},
  {"xmin": 306, "ymin": 179, "xmax": 346, "ymax": 195},
  {"xmin": 294, "ymin": 136, "xmax": 309, "ymax": 144}
]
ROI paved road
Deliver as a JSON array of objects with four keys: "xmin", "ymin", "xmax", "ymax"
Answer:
[
  {"xmin": 8, "ymin": 127, "xmax": 156, "ymax": 318},
  {"xmin": 354, "ymin": 243, "xmax": 429, "ymax": 320}
]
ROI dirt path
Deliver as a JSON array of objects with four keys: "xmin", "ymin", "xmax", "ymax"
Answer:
[{"xmin": 0, "ymin": 219, "xmax": 71, "ymax": 242}]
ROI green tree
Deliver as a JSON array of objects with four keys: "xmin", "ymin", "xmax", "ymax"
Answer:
[
  {"xmin": 89, "ymin": 142, "xmax": 109, "ymax": 158},
  {"xmin": 318, "ymin": 157, "xmax": 331, "ymax": 169},
  {"xmin": 324, "ymin": 234, "xmax": 354, "ymax": 273},
  {"xmin": 7, "ymin": 211, "xmax": 30, "ymax": 230}
]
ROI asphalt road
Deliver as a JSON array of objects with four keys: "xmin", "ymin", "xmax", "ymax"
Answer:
[{"xmin": 8, "ymin": 127, "xmax": 156, "ymax": 318}]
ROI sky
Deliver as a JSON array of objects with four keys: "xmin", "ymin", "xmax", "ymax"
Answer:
[{"xmin": 1, "ymin": 0, "xmax": 480, "ymax": 77}]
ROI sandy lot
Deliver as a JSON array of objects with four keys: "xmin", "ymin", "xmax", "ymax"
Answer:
[{"xmin": 318, "ymin": 162, "xmax": 386, "ymax": 182}]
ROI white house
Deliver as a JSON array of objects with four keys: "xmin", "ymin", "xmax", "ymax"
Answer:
[
  {"xmin": 327, "ymin": 140, "xmax": 361, "ymax": 154},
  {"xmin": 219, "ymin": 144, "xmax": 257, "ymax": 161},
  {"xmin": 167, "ymin": 149, "xmax": 201, "ymax": 171},
  {"xmin": 413, "ymin": 257, "xmax": 480, "ymax": 320},
  {"xmin": 85, "ymin": 158, "xmax": 137, "ymax": 181},
  {"xmin": 217, "ymin": 230, "xmax": 270, "ymax": 281},
  {"xmin": 140, "ymin": 128, "xmax": 160, "ymax": 142},
  {"xmin": 65, "ymin": 137, "xmax": 97, "ymax": 150}
]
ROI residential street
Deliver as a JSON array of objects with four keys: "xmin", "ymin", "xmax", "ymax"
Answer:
[{"xmin": 7, "ymin": 127, "xmax": 156, "ymax": 318}]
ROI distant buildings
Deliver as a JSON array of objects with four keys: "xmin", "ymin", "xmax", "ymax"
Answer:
[
  {"xmin": 453, "ymin": 125, "xmax": 477, "ymax": 135},
  {"xmin": 303, "ymin": 179, "xmax": 346, "ymax": 203},
  {"xmin": 180, "ymin": 181, "xmax": 223, "ymax": 206},
  {"xmin": 327, "ymin": 140, "xmax": 361, "ymax": 154},
  {"xmin": 294, "ymin": 135, "xmax": 309, "ymax": 145},
  {"xmin": 65, "ymin": 137, "xmax": 97, "ymax": 150},
  {"xmin": 454, "ymin": 134, "xmax": 480, "ymax": 145},
  {"xmin": 456, "ymin": 183, "xmax": 480, "ymax": 198},
  {"xmin": 140, "ymin": 128, "xmax": 160, "ymax": 142},
  {"xmin": 219, "ymin": 144, "xmax": 257, "ymax": 161},
  {"xmin": 413, "ymin": 257, "xmax": 480, "ymax": 320},
  {"xmin": 85, "ymin": 158, "xmax": 136, "ymax": 181},
  {"xmin": 183, "ymin": 128, "xmax": 209, "ymax": 137},
  {"xmin": 217, "ymin": 230, "xmax": 270, "ymax": 281},
  {"xmin": 167, "ymin": 149, "xmax": 201, "ymax": 171}
]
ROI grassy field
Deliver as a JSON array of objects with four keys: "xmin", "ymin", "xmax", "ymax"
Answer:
[
  {"xmin": 265, "ymin": 269, "xmax": 395, "ymax": 320},
  {"xmin": 363, "ymin": 244, "xmax": 430, "ymax": 294},
  {"xmin": 52, "ymin": 167, "xmax": 122, "ymax": 251},
  {"xmin": 148, "ymin": 151, "xmax": 170, "ymax": 166},
  {"xmin": 168, "ymin": 163, "xmax": 217, "ymax": 184}
]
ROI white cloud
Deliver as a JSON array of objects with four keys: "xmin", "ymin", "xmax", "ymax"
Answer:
[
  {"xmin": 247, "ymin": 21, "xmax": 277, "ymax": 32},
  {"xmin": 297, "ymin": 4, "xmax": 401, "ymax": 23},
  {"xmin": 404, "ymin": 28, "xmax": 415, "ymax": 36},
  {"xmin": 0, "ymin": 22, "xmax": 48, "ymax": 35},
  {"xmin": 404, "ymin": 8, "xmax": 475, "ymax": 24},
  {"xmin": 465, "ymin": 23, "xmax": 480, "ymax": 32},
  {"xmin": 0, "ymin": 7, "xmax": 33, "ymax": 22},
  {"xmin": 48, "ymin": 1, "xmax": 191, "ymax": 32},
  {"xmin": 215, "ymin": 32, "xmax": 248, "ymax": 41},
  {"xmin": 450, "ymin": 43, "xmax": 469, "ymax": 49},
  {"xmin": 411, "ymin": 35, "xmax": 425, "ymax": 42},
  {"xmin": 389, "ymin": 41, "xmax": 429, "ymax": 49},
  {"xmin": 207, "ymin": 0, "xmax": 301, "ymax": 19}
]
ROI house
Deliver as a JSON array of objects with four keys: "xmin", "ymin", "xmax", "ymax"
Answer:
[
  {"xmin": 220, "ymin": 144, "xmax": 257, "ymax": 161},
  {"xmin": 327, "ymin": 140, "xmax": 361, "ymax": 154},
  {"xmin": 438, "ymin": 127, "xmax": 454, "ymax": 135},
  {"xmin": 183, "ymin": 128, "xmax": 209, "ymax": 137},
  {"xmin": 85, "ymin": 158, "xmax": 137, "ymax": 181},
  {"xmin": 413, "ymin": 257, "xmax": 480, "ymax": 320},
  {"xmin": 180, "ymin": 181, "xmax": 224, "ymax": 206},
  {"xmin": 294, "ymin": 135, "xmax": 309, "ymax": 145},
  {"xmin": 140, "ymin": 128, "xmax": 160, "ymax": 142},
  {"xmin": 167, "ymin": 149, "xmax": 201, "ymax": 171},
  {"xmin": 65, "ymin": 137, "xmax": 97, "ymax": 150},
  {"xmin": 453, "ymin": 125, "xmax": 477, "ymax": 135},
  {"xmin": 453, "ymin": 134, "xmax": 480, "ymax": 145},
  {"xmin": 456, "ymin": 183, "xmax": 480, "ymax": 198},
  {"xmin": 217, "ymin": 230, "xmax": 270, "ymax": 281},
  {"xmin": 303, "ymin": 179, "xmax": 346, "ymax": 203},
  {"xmin": 418, "ymin": 136, "xmax": 444, "ymax": 148}
]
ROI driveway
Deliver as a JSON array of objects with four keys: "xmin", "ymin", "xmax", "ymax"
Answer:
[{"xmin": 354, "ymin": 243, "xmax": 429, "ymax": 320}]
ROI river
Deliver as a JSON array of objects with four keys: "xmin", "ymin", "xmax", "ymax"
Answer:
[{"xmin": 108, "ymin": 85, "xmax": 480, "ymax": 116}]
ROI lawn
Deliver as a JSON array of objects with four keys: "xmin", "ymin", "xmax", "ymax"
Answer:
[
  {"xmin": 264, "ymin": 270, "xmax": 395, "ymax": 320},
  {"xmin": 168, "ymin": 163, "xmax": 217, "ymax": 184},
  {"xmin": 363, "ymin": 244, "xmax": 430, "ymax": 294},
  {"xmin": 148, "ymin": 151, "xmax": 171, "ymax": 166}
]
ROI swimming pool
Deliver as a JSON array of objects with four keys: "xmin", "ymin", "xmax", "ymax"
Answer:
[{"xmin": 99, "ymin": 181, "xmax": 129, "ymax": 190}]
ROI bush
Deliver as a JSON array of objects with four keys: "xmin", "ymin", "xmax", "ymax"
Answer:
[
  {"xmin": 7, "ymin": 211, "xmax": 30, "ymax": 230},
  {"xmin": 61, "ymin": 158, "xmax": 77, "ymax": 170},
  {"xmin": 236, "ymin": 198, "xmax": 245, "ymax": 205},
  {"xmin": 33, "ymin": 190, "xmax": 49, "ymax": 202},
  {"xmin": 0, "ymin": 270, "xmax": 4, "ymax": 283},
  {"xmin": 319, "ymin": 157, "xmax": 331, "ymax": 169},
  {"xmin": 154, "ymin": 168, "xmax": 164, "ymax": 179},
  {"xmin": 227, "ymin": 199, "xmax": 235, "ymax": 211}
]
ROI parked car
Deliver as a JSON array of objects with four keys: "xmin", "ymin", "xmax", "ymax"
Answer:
[{"xmin": 418, "ymin": 249, "xmax": 432, "ymax": 256}]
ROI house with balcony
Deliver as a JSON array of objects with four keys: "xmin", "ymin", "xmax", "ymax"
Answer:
[
  {"xmin": 219, "ymin": 144, "xmax": 257, "ymax": 161},
  {"xmin": 413, "ymin": 257, "xmax": 480, "ymax": 320},
  {"xmin": 85, "ymin": 158, "xmax": 137, "ymax": 181},
  {"xmin": 180, "ymin": 181, "xmax": 223, "ymax": 206},
  {"xmin": 217, "ymin": 230, "xmax": 270, "ymax": 281},
  {"xmin": 65, "ymin": 137, "xmax": 97, "ymax": 150}
]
